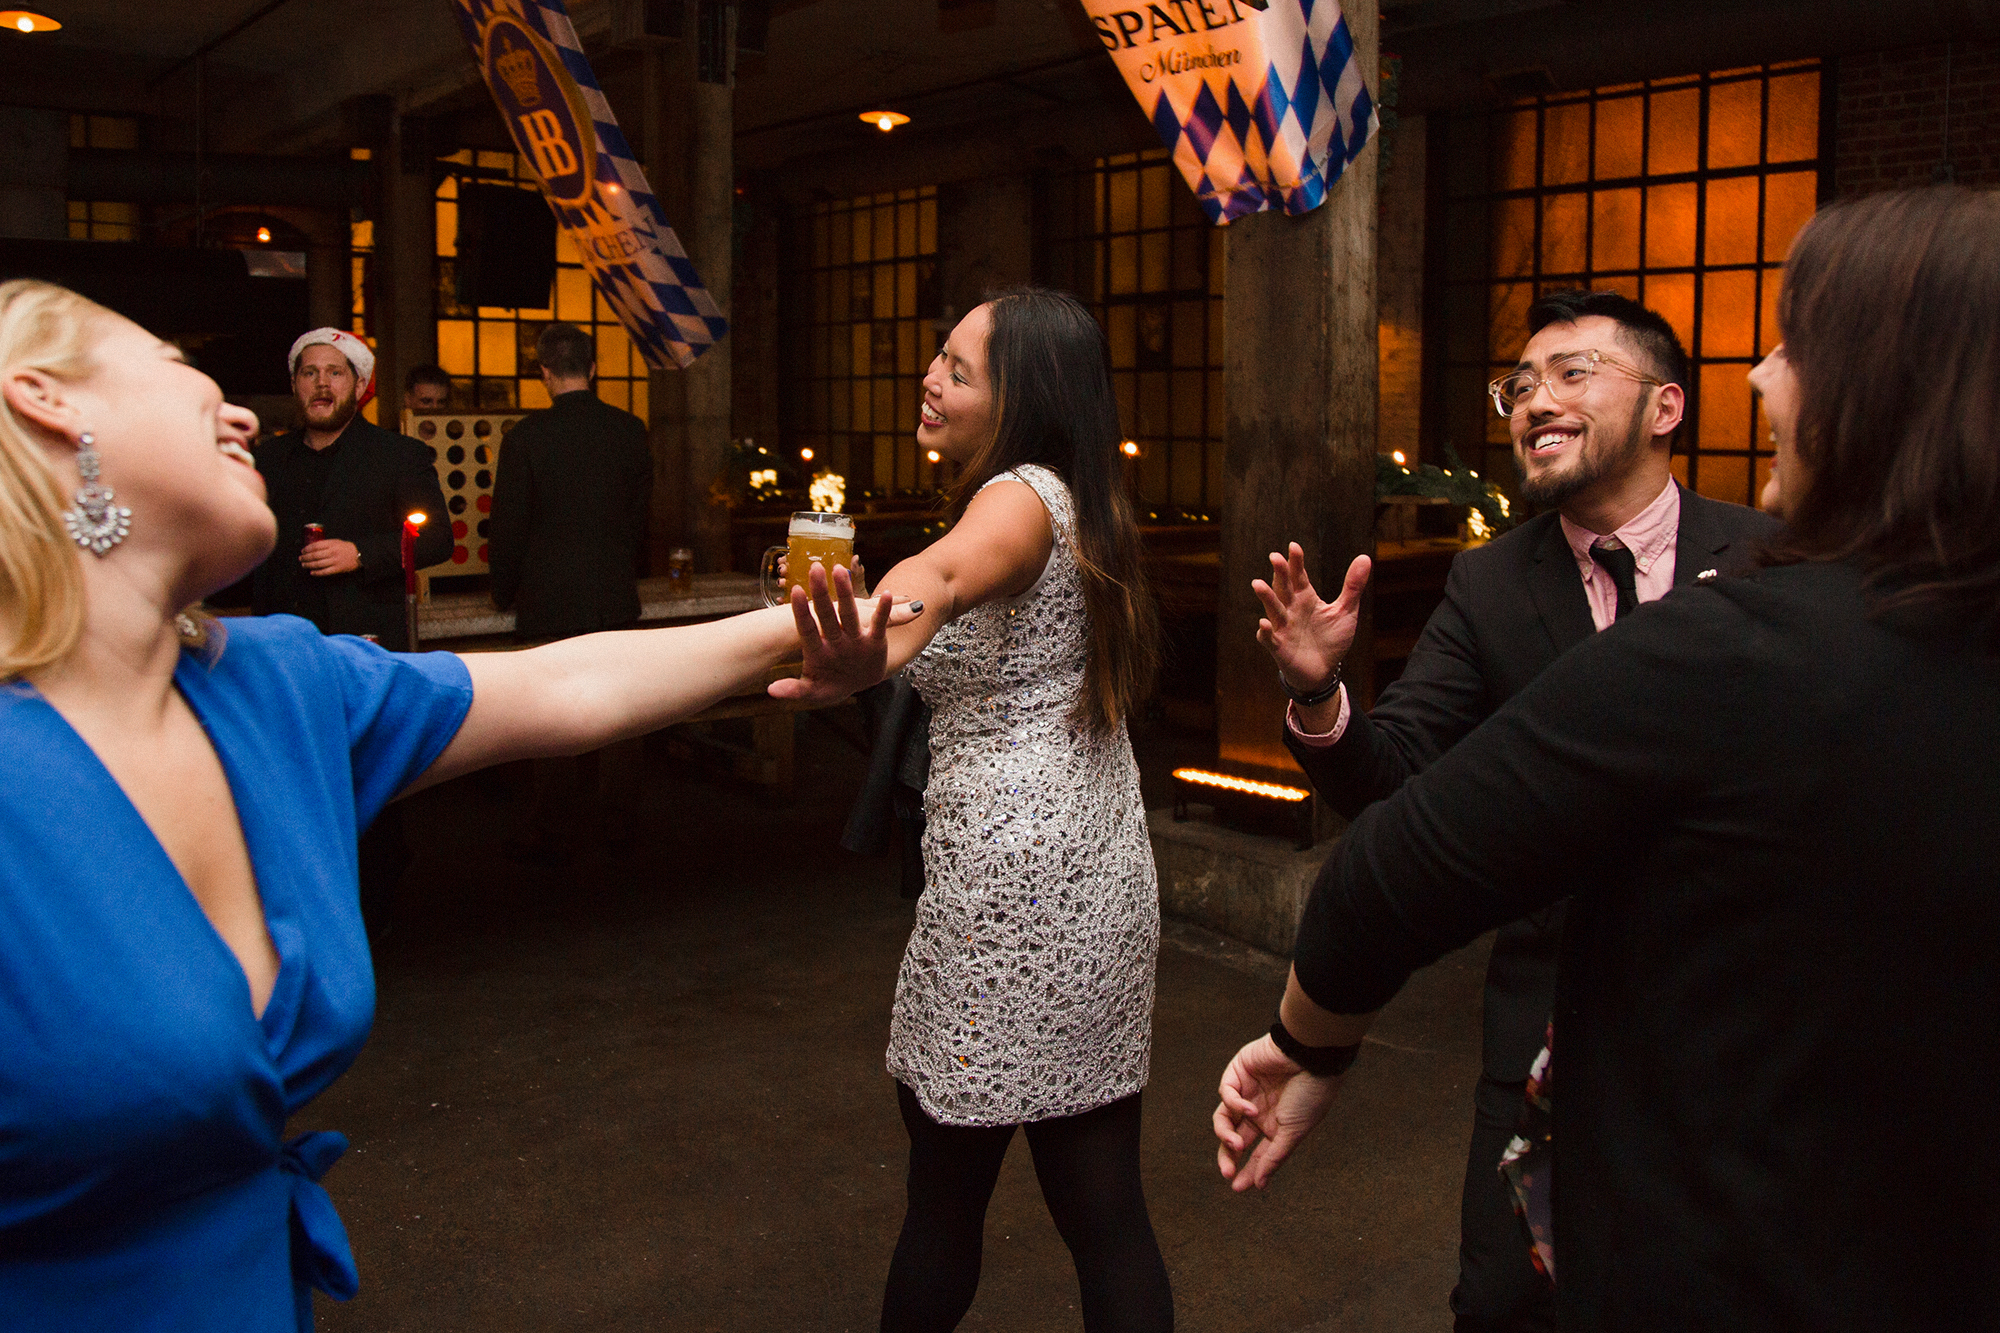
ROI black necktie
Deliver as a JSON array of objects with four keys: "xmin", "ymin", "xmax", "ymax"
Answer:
[{"xmin": 1590, "ymin": 542, "xmax": 1639, "ymax": 621}]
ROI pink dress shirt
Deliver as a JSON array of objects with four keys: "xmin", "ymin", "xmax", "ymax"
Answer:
[{"xmin": 1288, "ymin": 480, "xmax": 1681, "ymax": 746}]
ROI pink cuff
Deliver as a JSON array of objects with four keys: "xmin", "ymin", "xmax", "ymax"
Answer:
[{"xmin": 1285, "ymin": 685, "xmax": 1350, "ymax": 747}]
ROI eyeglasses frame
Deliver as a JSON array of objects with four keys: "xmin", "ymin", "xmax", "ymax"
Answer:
[{"xmin": 1488, "ymin": 349, "xmax": 1667, "ymax": 418}]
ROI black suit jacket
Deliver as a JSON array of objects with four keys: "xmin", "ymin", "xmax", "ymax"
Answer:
[
  {"xmin": 250, "ymin": 416, "xmax": 452, "ymax": 651},
  {"xmin": 488, "ymin": 390, "xmax": 653, "ymax": 641},
  {"xmin": 1288, "ymin": 483, "xmax": 1780, "ymax": 1080},
  {"xmin": 1291, "ymin": 558, "xmax": 2000, "ymax": 1330}
]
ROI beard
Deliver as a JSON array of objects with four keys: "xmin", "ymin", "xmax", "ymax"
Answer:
[
  {"xmin": 301, "ymin": 386, "xmax": 360, "ymax": 434},
  {"xmin": 1515, "ymin": 393, "xmax": 1653, "ymax": 511}
]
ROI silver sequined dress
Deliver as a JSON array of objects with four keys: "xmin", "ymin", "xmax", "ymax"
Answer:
[{"xmin": 888, "ymin": 464, "xmax": 1160, "ymax": 1126}]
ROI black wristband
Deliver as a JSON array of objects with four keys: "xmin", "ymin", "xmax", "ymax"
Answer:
[
  {"xmin": 1279, "ymin": 663, "xmax": 1343, "ymax": 708},
  {"xmin": 1268, "ymin": 1012, "xmax": 1362, "ymax": 1078}
]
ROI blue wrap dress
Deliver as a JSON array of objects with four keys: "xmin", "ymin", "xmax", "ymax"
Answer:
[{"xmin": 0, "ymin": 616, "xmax": 473, "ymax": 1331}]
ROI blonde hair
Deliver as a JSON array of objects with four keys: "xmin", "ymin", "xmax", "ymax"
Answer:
[{"xmin": 0, "ymin": 279, "xmax": 215, "ymax": 681}]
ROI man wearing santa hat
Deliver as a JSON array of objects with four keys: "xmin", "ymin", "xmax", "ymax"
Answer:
[
  {"xmin": 251, "ymin": 328, "xmax": 451, "ymax": 651},
  {"xmin": 250, "ymin": 329, "xmax": 453, "ymax": 937}
]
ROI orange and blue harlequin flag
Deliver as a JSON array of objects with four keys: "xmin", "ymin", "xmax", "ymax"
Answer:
[
  {"xmin": 1079, "ymin": 0, "xmax": 1378, "ymax": 224},
  {"xmin": 448, "ymin": 0, "xmax": 728, "ymax": 368}
]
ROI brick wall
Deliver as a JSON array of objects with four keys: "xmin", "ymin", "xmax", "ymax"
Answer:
[{"xmin": 1837, "ymin": 41, "xmax": 2000, "ymax": 193}]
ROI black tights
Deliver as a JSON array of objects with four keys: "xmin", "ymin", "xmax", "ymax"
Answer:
[{"xmin": 881, "ymin": 1082, "xmax": 1174, "ymax": 1333}]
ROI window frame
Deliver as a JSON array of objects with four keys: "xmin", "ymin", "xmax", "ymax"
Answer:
[{"xmin": 1428, "ymin": 61, "xmax": 1829, "ymax": 509}]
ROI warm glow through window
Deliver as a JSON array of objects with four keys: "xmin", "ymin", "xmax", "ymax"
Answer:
[{"xmin": 1440, "ymin": 62, "xmax": 1822, "ymax": 508}]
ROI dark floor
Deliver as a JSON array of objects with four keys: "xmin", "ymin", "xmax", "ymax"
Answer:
[{"xmin": 298, "ymin": 709, "xmax": 1489, "ymax": 1332}]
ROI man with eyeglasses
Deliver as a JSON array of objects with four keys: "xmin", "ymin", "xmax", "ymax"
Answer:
[{"xmin": 1247, "ymin": 289, "xmax": 1777, "ymax": 1332}]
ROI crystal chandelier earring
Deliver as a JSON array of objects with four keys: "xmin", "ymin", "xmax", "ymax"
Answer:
[{"xmin": 61, "ymin": 433, "xmax": 132, "ymax": 556}]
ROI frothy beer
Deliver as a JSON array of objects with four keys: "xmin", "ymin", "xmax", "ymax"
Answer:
[{"xmin": 761, "ymin": 510, "xmax": 857, "ymax": 606}]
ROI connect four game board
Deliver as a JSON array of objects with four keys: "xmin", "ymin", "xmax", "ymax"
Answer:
[{"xmin": 403, "ymin": 410, "xmax": 525, "ymax": 586}]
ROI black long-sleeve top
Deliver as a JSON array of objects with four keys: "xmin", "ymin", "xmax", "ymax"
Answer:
[
  {"xmin": 251, "ymin": 416, "xmax": 452, "ymax": 651},
  {"xmin": 1294, "ymin": 558, "xmax": 2000, "ymax": 1331}
]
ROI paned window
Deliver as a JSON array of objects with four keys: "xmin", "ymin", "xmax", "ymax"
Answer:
[
  {"xmin": 68, "ymin": 114, "xmax": 138, "ymax": 150},
  {"xmin": 1434, "ymin": 62, "xmax": 1824, "ymax": 507},
  {"xmin": 433, "ymin": 149, "xmax": 647, "ymax": 418},
  {"xmin": 66, "ymin": 201, "xmax": 137, "ymax": 242},
  {"xmin": 1045, "ymin": 149, "xmax": 1225, "ymax": 516},
  {"xmin": 784, "ymin": 189, "xmax": 940, "ymax": 494},
  {"xmin": 66, "ymin": 115, "xmax": 142, "ymax": 242}
]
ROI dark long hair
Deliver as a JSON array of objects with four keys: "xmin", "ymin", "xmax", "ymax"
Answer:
[
  {"xmin": 946, "ymin": 288, "xmax": 1160, "ymax": 730},
  {"xmin": 1765, "ymin": 185, "xmax": 2000, "ymax": 646}
]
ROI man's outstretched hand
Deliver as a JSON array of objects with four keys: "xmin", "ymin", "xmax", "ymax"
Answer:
[
  {"xmin": 1213, "ymin": 1033, "xmax": 1344, "ymax": 1192},
  {"xmin": 1252, "ymin": 545, "xmax": 1371, "ymax": 694}
]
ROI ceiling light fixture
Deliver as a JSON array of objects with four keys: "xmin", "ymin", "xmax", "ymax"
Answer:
[
  {"xmin": 255, "ymin": 226, "xmax": 272, "ymax": 244},
  {"xmin": 1, "ymin": 10, "xmax": 61, "ymax": 32},
  {"xmin": 860, "ymin": 110, "xmax": 910, "ymax": 133}
]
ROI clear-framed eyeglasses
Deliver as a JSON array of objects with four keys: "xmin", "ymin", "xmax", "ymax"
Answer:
[{"xmin": 1488, "ymin": 350, "xmax": 1665, "ymax": 417}]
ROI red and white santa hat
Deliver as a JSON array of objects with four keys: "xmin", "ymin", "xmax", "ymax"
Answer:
[{"xmin": 287, "ymin": 328, "xmax": 378, "ymax": 407}]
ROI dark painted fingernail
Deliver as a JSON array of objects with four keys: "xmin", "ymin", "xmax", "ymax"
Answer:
[{"xmin": 908, "ymin": 601, "xmax": 923, "ymax": 614}]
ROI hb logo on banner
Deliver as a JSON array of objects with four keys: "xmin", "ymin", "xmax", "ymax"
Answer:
[
  {"xmin": 1079, "ymin": 0, "xmax": 1378, "ymax": 225},
  {"xmin": 488, "ymin": 22, "xmax": 591, "ymax": 191},
  {"xmin": 449, "ymin": 0, "xmax": 728, "ymax": 370}
]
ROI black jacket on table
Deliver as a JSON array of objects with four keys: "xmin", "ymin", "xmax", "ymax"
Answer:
[
  {"xmin": 488, "ymin": 389, "xmax": 652, "ymax": 641},
  {"xmin": 1286, "ymin": 483, "xmax": 1780, "ymax": 1080},
  {"xmin": 250, "ymin": 416, "xmax": 452, "ymax": 652},
  {"xmin": 1291, "ymin": 558, "xmax": 2000, "ymax": 1331}
]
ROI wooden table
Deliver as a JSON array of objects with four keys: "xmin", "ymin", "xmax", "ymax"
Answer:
[{"xmin": 417, "ymin": 573, "xmax": 811, "ymax": 799}]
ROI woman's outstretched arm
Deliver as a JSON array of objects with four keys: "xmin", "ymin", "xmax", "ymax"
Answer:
[
  {"xmin": 772, "ymin": 478, "xmax": 1052, "ymax": 708},
  {"xmin": 405, "ymin": 591, "xmax": 898, "ymax": 793}
]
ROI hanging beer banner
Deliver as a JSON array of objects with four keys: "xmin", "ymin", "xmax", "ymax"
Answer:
[
  {"xmin": 447, "ymin": 0, "xmax": 728, "ymax": 369},
  {"xmin": 1080, "ymin": 0, "xmax": 1378, "ymax": 225}
]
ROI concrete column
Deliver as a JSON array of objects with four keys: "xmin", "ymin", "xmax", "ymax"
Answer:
[
  {"xmin": 0, "ymin": 107, "xmax": 68, "ymax": 241},
  {"xmin": 644, "ymin": 36, "xmax": 734, "ymax": 572},
  {"xmin": 1216, "ymin": 3, "xmax": 1379, "ymax": 787},
  {"xmin": 307, "ymin": 242, "xmax": 348, "ymax": 333},
  {"xmin": 374, "ymin": 113, "xmax": 439, "ymax": 427}
]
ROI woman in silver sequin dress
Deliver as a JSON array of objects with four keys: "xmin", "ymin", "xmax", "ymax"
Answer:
[{"xmin": 800, "ymin": 289, "xmax": 1168, "ymax": 1332}]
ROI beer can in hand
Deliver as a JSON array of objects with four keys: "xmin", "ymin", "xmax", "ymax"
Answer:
[{"xmin": 304, "ymin": 522, "xmax": 325, "ymax": 544}]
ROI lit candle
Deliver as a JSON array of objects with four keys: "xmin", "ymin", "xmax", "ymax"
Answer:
[{"xmin": 400, "ymin": 512, "xmax": 427, "ymax": 596}]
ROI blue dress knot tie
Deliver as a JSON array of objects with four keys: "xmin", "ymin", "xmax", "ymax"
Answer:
[{"xmin": 281, "ymin": 1130, "xmax": 358, "ymax": 1300}]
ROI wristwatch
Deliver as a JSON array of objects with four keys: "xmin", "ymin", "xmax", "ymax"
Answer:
[{"xmin": 1279, "ymin": 662, "xmax": 1343, "ymax": 708}]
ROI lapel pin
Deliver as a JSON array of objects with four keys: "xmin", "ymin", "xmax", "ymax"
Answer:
[{"xmin": 1697, "ymin": 568, "xmax": 1719, "ymax": 581}]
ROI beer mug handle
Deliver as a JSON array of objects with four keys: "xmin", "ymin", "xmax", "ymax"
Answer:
[{"xmin": 760, "ymin": 545, "xmax": 789, "ymax": 609}]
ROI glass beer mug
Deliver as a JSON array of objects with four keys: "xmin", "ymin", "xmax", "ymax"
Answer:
[{"xmin": 761, "ymin": 511, "xmax": 858, "ymax": 607}]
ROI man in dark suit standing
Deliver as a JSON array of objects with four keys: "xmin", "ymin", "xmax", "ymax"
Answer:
[
  {"xmin": 488, "ymin": 322, "xmax": 653, "ymax": 858},
  {"xmin": 488, "ymin": 321, "xmax": 652, "ymax": 640},
  {"xmin": 1253, "ymin": 290, "xmax": 1779, "ymax": 1333},
  {"xmin": 251, "ymin": 329, "xmax": 451, "ymax": 650},
  {"xmin": 251, "ymin": 327, "xmax": 452, "ymax": 937}
]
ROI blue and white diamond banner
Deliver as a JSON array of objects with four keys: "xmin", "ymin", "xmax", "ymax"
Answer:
[
  {"xmin": 448, "ymin": 0, "xmax": 727, "ymax": 369},
  {"xmin": 1082, "ymin": 0, "xmax": 1378, "ymax": 225}
]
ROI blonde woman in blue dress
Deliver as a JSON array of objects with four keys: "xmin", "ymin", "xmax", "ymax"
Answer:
[
  {"xmin": 0, "ymin": 278, "xmax": 903, "ymax": 1331},
  {"xmin": 792, "ymin": 288, "xmax": 1169, "ymax": 1331}
]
